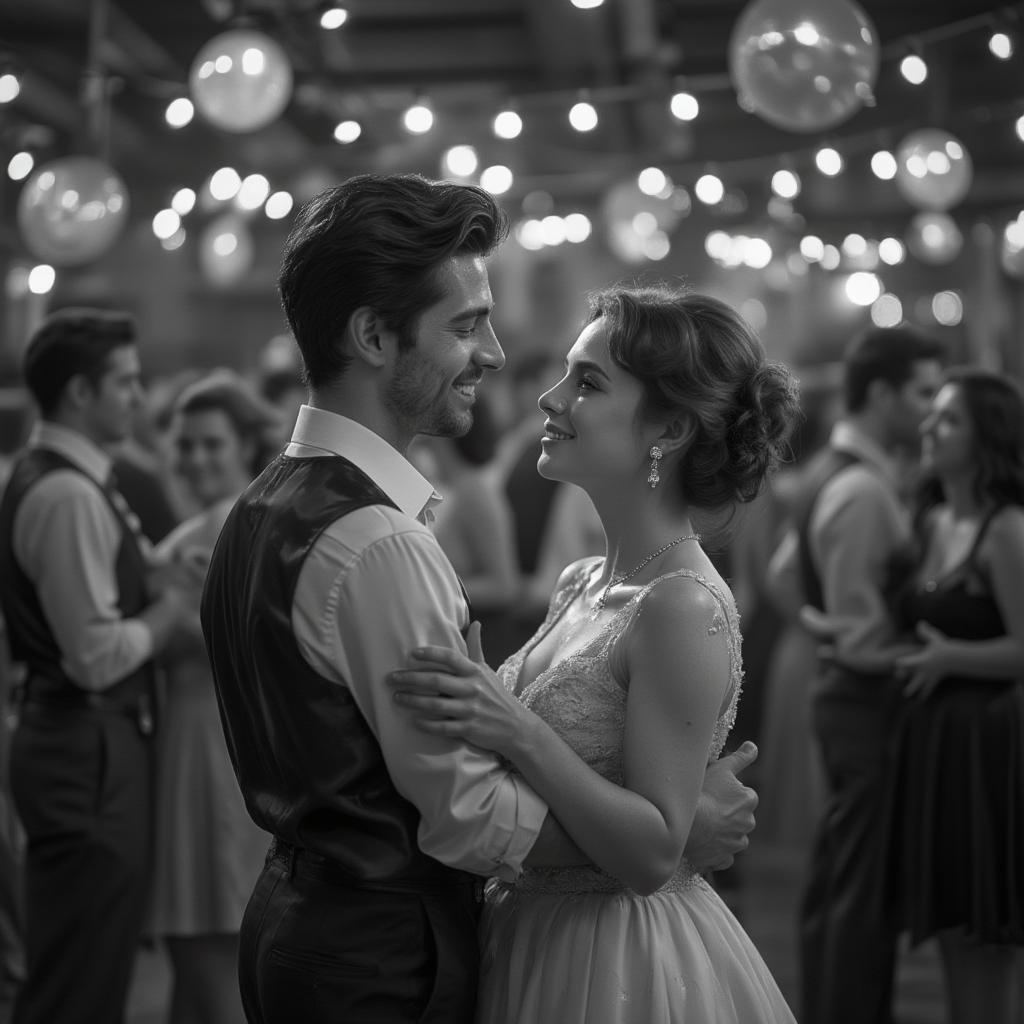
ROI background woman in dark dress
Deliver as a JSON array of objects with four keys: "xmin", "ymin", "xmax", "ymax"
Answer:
[{"xmin": 888, "ymin": 368, "xmax": 1024, "ymax": 1024}]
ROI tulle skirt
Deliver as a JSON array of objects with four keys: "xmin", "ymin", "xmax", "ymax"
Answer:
[
  {"xmin": 885, "ymin": 677, "xmax": 1024, "ymax": 946},
  {"xmin": 476, "ymin": 872, "xmax": 795, "ymax": 1024}
]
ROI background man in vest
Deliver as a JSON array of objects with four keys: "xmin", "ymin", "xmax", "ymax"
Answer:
[
  {"xmin": 201, "ymin": 173, "xmax": 761, "ymax": 1024},
  {"xmin": 0, "ymin": 308, "xmax": 201, "ymax": 1024},
  {"xmin": 781, "ymin": 326, "xmax": 944, "ymax": 1024}
]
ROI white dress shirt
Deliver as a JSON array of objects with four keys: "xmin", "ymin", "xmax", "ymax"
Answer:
[
  {"xmin": 808, "ymin": 420, "xmax": 911, "ymax": 663},
  {"xmin": 286, "ymin": 405, "xmax": 548, "ymax": 880},
  {"xmin": 11, "ymin": 422, "xmax": 155, "ymax": 691}
]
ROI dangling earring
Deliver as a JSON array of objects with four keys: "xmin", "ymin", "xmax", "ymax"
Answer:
[{"xmin": 647, "ymin": 445, "xmax": 662, "ymax": 489}]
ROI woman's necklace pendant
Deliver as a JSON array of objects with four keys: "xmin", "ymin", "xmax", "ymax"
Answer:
[{"xmin": 591, "ymin": 532, "xmax": 701, "ymax": 619}]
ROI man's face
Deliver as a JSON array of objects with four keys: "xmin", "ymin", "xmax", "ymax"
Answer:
[
  {"xmin": 81, "ymin": 345, "xmax": 143, "ymax": 445},
  {"xmin": 384, "ymin": 254, "xmax": 504, "ymax": 446},
  {"xmin": 888, "ymin": 357, "xmax": 943, "ymax": 450}
]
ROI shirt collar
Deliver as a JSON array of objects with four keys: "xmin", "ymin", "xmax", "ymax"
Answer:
[
  {"xmin": 830, "ymin": 419, "xmax": 899, "ymax": 487},
  {"xmin": 29, "ymin": 421, "xmax": 113, "ymax": 486},
  {"xmin": 285, "ymin": 405, "xmax": 440, "ymax": 520}
]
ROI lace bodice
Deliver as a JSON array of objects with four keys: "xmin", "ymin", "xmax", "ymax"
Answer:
[{"xmin": 497, "ymin": 558, "xmax": 743, "ymax": 896}]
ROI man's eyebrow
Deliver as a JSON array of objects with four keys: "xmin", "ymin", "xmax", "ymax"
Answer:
[{"xmin": 449, "ymin": 305, "xmax": 492, "ymax": 323}]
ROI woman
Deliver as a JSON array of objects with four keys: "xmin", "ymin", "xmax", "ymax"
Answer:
[
  {"xmin": 152, "ymin": 372, "xmax": 280, "ymax": 1024},
  {"xmin": 887, "ymin": 369, "xmax": 1024, "ymax": 1024},
  {"xmin": 389, "ymin": 285, "xmax": 800, "ymax": 1023}
]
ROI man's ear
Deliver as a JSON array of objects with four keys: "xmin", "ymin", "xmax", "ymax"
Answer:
[
  {"xmin": 864, "ymin": 377, "xmax": 893, "ymax": 412},
  {"xmin": 64, "ymin": 373, "xmax": 94, "ymax": 411},
  {"xmin": 347, "ymin": 306, "xmax": 395, "ymax": 369}
]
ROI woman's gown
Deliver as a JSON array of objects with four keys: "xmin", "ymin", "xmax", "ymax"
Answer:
[
  {"xmin": 886, "ymin": 507, "xmax": 1024, "ymax": 945},
  {"xmin": 477, "ymin": 559, "xmax": 796, "ymax": 1024},
  {"xmin": 149, "ymin": 501, "xmax": 269, "ymax": 936}
]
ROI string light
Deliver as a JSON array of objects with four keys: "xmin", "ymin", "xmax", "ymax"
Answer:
[
  {"xmin": 152, "ymin": 209, "xmax": 181, "ymax": 240},
  {"xmin": 265, "ymin": 190, "xmax": 294, "ymax": 219},
  {"xmin": 493, "ymin": 109, "xmax": 522, "ymax": 139},
  {"xmin": 165, "ymin": 97, "xmax": 194, "ymax": 128},
  {"xmin": 694, "ymin": 173, "xmax": 723, "ymax": 205},
  {"xmin": 900, "ymin": 53, "xmax": 928, "ymax": 84},
  {"xmin": 333, "ymin": 119, "xmax": 361, "ymax": 143},
  {"xmin": 443, "ymin": 145, "xmax": 478, "ymax": 178},
  {"xmin": 871, "ymin": 149, "xmax": 898, "ymax": 179},
  {"xmin": 480, "ymin": 165, "xmax": 513, "ymax": 194},
  {"xmin": 28, "ymin": 264, "xmax": 55, "ymax": 294},
  {"xmin": 568, "ymin": 99, "xmax": 598, "ymax": 132},
  {"xmin": 771, "ymin": 169, "xmax": 801, "ymax": 199},
  {"xmin": 7, "ymin": 151, "xmax": 33, "ymax": 181},
  {"xmin": 403, "ymin": 99, "xmax": 433, "ymax": 134},
  {"xmin": 320, "ymin": 6, "xmax": 348, "ymax": 30},
  {"xmin": 814, "ymin": 147, "xmax": 844, "ymax": 176},
  {"xmin": 0, "ymin": 72, "xmax": 21, "ymax": 103},
  {"xmin": 669, "ymin": 91, "xmax": 699, "ymax": 122},
  {"xmin": 171, "ymin": 187, "xmax": 196, "ymax": 215},
  {"xmin": 989, "ymin": 31, "xmax": 1013, "ymax": 59}
]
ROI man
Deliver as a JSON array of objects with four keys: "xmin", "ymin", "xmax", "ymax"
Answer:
[
  {"xmin": 0, "ymin": 308, "xmax": 200, "ymax": 1024},
  {"xmin": 789, "ymin": 326, "xmax": 944, "ymax": 1024},
  {"xmin": 201, "ymin": 173, "xmax": 760, "ymax": 1024}
]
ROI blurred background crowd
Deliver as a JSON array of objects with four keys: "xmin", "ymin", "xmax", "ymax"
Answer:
[{"xmin": 2, "ymin": 1, "xmax": 1024, "ymax": 1022}]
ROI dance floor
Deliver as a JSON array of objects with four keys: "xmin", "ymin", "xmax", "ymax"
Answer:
[{"xmin": 124, "ymin": 836, "xmax": 947, "ymax": 1024}]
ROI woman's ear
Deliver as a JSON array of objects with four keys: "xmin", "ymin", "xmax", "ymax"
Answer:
[{"xmin": 655, "ymin": 415, "xmax": 696, "ymax": 457}]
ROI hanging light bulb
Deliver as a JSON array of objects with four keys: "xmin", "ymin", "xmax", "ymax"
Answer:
[
  {"xmin": 815, "ymin": 147, "xmax": 844, "ymax": 176},
  {"xmin": 989, "ymin": 31, "xmax": 1013, "ymax": 60},
  {"xmin": 165, "ymin": 97, "xmax": 194, "ymax": 128},
  {"xmin": 320, "ymin": 6, "xmax": 348, "ymax": 30},
  {"xmin": 403, "ymin": 98, "xmax": 433, "ymax": 134},
  {"xmin": 669, "ymin": 91, "xmax": 698, "ymax": 122},
  {"xmin": 333, "ymin": 119, "xmax": 361, "ymax": 143},
  {"xmin": 568, "ymin": 99, "xmax": 598, "ymax": 132},
  {"xmin": 900, "ymin": 53, "xmax": 928, "ymax": 85},
  {"xmin": 0, "ymin": 72, "xmax": 22, "ymax": 103},
  {"xmin": 493, "ymin": 109, "xmax": 522, "ymax": 139}
]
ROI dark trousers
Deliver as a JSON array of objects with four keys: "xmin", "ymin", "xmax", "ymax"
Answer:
[
  {"xmin": 799, "ymin": 669, "xmax": 900, "ymax": 1024},
  {"xmin": 239, "ymin": 845, "xmax": 481, "ymax": 1024},
  {"xmin": 8, "ymin": 704, "xmax": 152, "ymax": 1024}
]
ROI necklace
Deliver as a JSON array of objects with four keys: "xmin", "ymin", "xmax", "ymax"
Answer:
[{"xmin": 593, "ymin": 533, "xmax": 701, "ymax": 615}]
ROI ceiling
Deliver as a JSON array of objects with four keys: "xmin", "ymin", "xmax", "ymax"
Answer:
[{"xmin": 1, "ymin": 0, "xmax": 1023, "ymax": 237}]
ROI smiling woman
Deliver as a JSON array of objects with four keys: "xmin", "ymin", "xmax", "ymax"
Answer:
[
  {"xmin": 389, "ymin": 282, "xmax": 802, "ymax": 1024},
  {"xmin": 150, "ymin": 371, "xmax": 281, "ymax": 1024}
]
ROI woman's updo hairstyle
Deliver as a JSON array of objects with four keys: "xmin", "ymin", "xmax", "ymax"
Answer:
[{"xmin": 589, "ymin": 284, "xmax": 799, "ymax": 509}]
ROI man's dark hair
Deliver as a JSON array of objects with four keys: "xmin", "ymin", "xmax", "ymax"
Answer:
[
  {"xmin": 23, "ymin": 307, "xmax": 136, "ymax": 417},
  {"xmin": 843, "ymin": 325, "xmax": 945, "ymax": 412},
  {"xmin": 278, "ymin": 173, "xmax": 509, "ymax": 390}
]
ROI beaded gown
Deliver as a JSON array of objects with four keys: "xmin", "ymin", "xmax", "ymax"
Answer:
[{"xmin": 476, "ymin": 558, "xmax": 796, "ymax": 1024}]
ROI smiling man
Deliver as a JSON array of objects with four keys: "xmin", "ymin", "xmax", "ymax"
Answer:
[{"xmin": 201, "ymin": 173, "xmax": 760, "ymax": 1024}]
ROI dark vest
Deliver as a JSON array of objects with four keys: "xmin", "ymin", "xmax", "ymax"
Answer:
[
  {"xmin": 0, "ymin": 447, "xmax": 154, "ymax": 699},
  {"xmin": 793, "ymin": 446, "xmax": 863, "ymax": 611},
  {"xmin": 201, "ymin": 454, "xmax": 473, "ymax": 886}
]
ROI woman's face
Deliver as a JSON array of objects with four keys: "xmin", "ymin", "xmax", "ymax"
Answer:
[
  {"xmin": 175, "ymin": 408, "xmax": 253, "ymax": 507},
  {"xmin": 536, "ymin": 317, "xmax": 656, "ymax": 493},
  {"xmin": 920, "ymin": 382, "xmax": 974, "ymax": 477}
]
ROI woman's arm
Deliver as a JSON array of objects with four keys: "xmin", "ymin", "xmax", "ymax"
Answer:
[{"xmin": 389, "ymin": 579, "xmax": 730, "ymax": 894}]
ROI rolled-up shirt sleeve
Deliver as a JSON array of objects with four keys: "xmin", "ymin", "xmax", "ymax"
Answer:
[
  {"xmin": 293, "ymin": 506, "xmax": 547, "ymax": 880},
  {"xmin": 811, "ymin": 465, "xmax": 909, "ymax": 662},
  {"xmin": 13, "ymin": 471, "xmax": 154, "ymax": 690}
]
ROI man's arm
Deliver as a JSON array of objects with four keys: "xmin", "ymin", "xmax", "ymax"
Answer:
[
  {"xmin": 294, "ymin": 509, "xmax": 548, "ymax": 880},
  {"xmin": 14, "ymin": 471, "xmax": 191, "ymax": 689}
]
